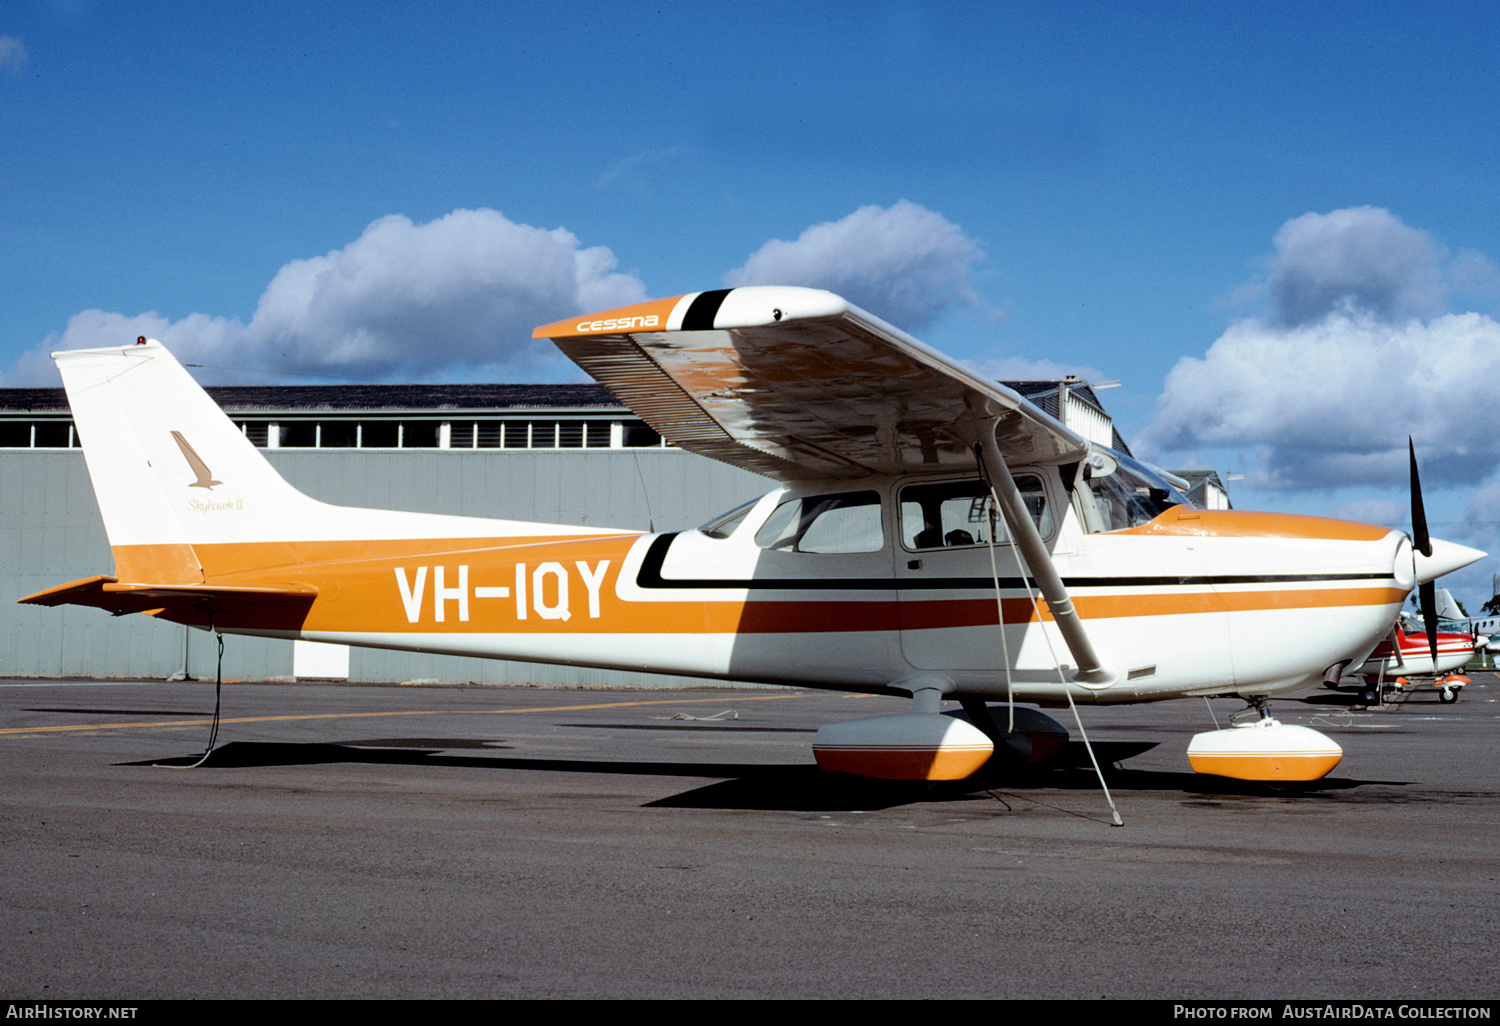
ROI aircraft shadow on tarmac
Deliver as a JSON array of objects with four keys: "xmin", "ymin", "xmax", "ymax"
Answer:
[{"xmin": 121, "ymin": 738, "xmax": 1402, "ymax": 810}]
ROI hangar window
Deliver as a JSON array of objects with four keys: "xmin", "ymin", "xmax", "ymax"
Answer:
[
  {"xmin": 33, "ymin": 422, "xmax": 74, "ymax": 448},
  {"xmin": 622, "ymin": 421, "xmax": 663, "ymax": 448},
  {"xmin": 0, "ymin": 421, "xmax": 77, "ymax": 447},
  {"xmin": 279, "ymin": 423, "xmax": 319, "ymax": 447},
  {"xmin": 319, "ymin": 421, "xmax": 358, "ymax": 448},
  {"xmin": 444, "ymin": 418, "xmax": 663, "ymax": 450},
  {"xmin": 9, "ymin": 415, "xmax": 674, "ymax": 451},
  {"xmin": 360, "ymin": 422, "xmax": 399, "ymax": 448},
  {"xmin": 399, "ymin": 421, "xmax": 440, "ymax": 448},
  {"xmin": 236, "ymin": 422, "xmax": 269, "ymax": 446}
]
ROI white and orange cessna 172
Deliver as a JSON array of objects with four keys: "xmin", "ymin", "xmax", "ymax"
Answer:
[{"xmin": 20, "ymin": 287, "xmax": 1485, "ymax": 784}]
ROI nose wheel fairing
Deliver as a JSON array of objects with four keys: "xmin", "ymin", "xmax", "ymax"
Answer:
[{"xmin": 1187, "ymin": 716, "xmax": 1343, "ymax": 782}]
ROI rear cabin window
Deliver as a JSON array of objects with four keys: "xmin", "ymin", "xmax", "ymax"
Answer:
[{"xmin": 900, "ymin": 477, "xmax": 1050, "ymax": 550}]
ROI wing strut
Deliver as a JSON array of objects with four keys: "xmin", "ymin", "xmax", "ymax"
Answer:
[{"xmin": 972, "ymin": 435, "xmax": 1118, "ymax": 690}]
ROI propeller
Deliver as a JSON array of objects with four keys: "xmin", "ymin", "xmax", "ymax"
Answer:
[{"xmin": 1409, "ymin": 438, "xmax": 1439, "ymax": 663}]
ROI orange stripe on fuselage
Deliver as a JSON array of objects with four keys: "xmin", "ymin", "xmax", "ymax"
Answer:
[
  {"xmin": 110, "ymin": 536, "xmax": 1404, "ymax": 637},
  {"xmin": 896, "ymin": 587, "xmax": 1407, "ymax": 632}
]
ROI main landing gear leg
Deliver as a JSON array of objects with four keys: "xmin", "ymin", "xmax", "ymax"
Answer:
[
  {"xmin": 959, "ymin": 697, "xmax": 1031, "ymax": 763},
  {"xmin": 957, "ymin": 698, "xmax": 1073, "ymax": 765}
]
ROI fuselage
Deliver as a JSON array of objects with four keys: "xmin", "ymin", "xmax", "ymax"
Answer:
[{"xmin": 148, "ymin": 463, "xmax": 1412, "ymax": 706}]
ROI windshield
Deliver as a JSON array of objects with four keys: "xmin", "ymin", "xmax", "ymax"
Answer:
[
  {"xmin": 697, "ymin": 497, "xmax": 761, "ymax": 539},
  {"xmin": 1086, "ymin": 450, "xmax": 1191, "ymax": 530}
]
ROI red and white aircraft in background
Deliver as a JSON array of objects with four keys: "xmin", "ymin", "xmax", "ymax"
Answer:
[
  {"xmin": 20, "ymin": 287, "xmax": 1485, "ymax": 785},
  {"xmin": 1349, "ymin": 617, "xmax": 1477, "ymax": 704},
  {"xmin": 1342, "ymin": 586, "xmax": 1490, "ymax": 705}
]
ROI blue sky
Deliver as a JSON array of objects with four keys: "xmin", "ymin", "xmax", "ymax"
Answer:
[{"xmin": 5, "ymin": 0, "xmax": 1500, "ymax": 604}]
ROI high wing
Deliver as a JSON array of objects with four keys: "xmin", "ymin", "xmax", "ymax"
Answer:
[{"xmin": 533, "ymin": 286, "xmax": 1090, "ymax": 481}]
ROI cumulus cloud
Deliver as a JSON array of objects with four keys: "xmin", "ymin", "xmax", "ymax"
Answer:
[
  {"xmin": 1144, "ymin": 311, "xmax": 1500, "ymax": 489},
  {"xmin": 11, "ymin": 203, "xmax": 997, "ymax": 386},
  {"xmin": 9, "ymin": 209, "xmax": 647, "ymax": 384},
  {"xmin": 724, "ymin": 200, "xmax": 984, "ymax": 331},
  {"xmin": 1267, "ymin": 206, "xmax": 1447, "ymax": 327},
  {"xmin": 1449, "ymin": 247, "xmax": 1500, "ymax": 307},
  {"xmin": 1143, "ymin": 207, "xmax": 1500, "ymax": 492}
]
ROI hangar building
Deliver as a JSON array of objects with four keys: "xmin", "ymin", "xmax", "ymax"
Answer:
[{"xmin": 0, "ymin": 377, "xmax": 1130, "ymax": 686}]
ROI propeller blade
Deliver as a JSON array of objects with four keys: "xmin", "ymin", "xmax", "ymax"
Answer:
[
  {"xmin": 1421, "ymin": 580, "xmax": 1439, "ymax": 664},
  {"xmin": 1409, "ymin": 438, "xmax": 1432, "ymax": 558},
  {"xmin": 1409, "ymin": 439, "xmax": 1439, "ymax": 662}
]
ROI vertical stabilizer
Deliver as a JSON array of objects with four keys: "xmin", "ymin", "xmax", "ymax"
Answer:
[
  {"xmin": 54, "ymin": 340, "xmax": 320, "ymax": 583},
  {"xmin": 1434, "ymin": 588, "xmax": 1465, "ymax": 622}
]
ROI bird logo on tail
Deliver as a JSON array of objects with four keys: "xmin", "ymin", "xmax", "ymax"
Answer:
[{"xmin": 171, "ymin": 431, "xmax": 222, "ymax": 489}]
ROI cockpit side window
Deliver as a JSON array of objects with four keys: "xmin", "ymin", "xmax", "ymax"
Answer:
[
  {"xmin": 753, "ymin": 491, "xmax": 884, "ymax": 554},
  {"xmin": 899, "ymin": 476, "xmax": 1051, "ymax": 551}
]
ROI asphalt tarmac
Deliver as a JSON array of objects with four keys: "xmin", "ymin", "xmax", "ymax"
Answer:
[{"xmin": 1, "ymin": 672, "xmax": 1496, "ymax": 1000}]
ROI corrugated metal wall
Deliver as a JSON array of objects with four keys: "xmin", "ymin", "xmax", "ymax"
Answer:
[{"xmin": 0, "ymin": 449, "xmax": 771, "ymax": 684}]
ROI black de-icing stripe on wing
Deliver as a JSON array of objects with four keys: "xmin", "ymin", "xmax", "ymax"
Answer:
[
  {"xmin": 679, "ymin": 289, "xmax": 733, "ymax": 331},
  {"xmin": 635, "ymin": 534, "xmax": 1396, "ymax": 592}
]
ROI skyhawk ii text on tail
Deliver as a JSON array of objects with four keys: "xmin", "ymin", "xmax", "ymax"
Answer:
[{"xmin": 21, "ymin": 288, "xmax": 1484, "ymax": 784}]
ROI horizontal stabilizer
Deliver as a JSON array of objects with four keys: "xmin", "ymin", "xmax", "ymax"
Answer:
[{"xmin": 20, "ymin": 575, "xmax": 317, "ymax": 618}]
